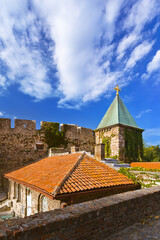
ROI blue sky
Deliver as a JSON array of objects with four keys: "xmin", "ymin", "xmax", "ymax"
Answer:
[{"xmin": 0, "ymin": 0, "xmax": 160, "ymax": 146}]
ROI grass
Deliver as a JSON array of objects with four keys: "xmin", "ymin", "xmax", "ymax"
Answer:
[
  {"xmin": 118, "ymin": 167, "xmax": 160, "ymax": 188},
  {"xmin": 129, "ymin": 167, "xmax": 160, "ymax": 172}
]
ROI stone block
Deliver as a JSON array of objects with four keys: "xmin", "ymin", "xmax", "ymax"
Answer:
[
  {"xmin": 14, "ymin": 119, "xmax": 36, "ymax": 131},
  {"xmin": 95, "ymin": 144, "xmax": 105, "ymax": 161}
]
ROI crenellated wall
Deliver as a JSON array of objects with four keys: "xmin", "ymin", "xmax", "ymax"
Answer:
[
  {"xmin": 61, "ymin": 124, "xmax": 95, "ymax": 153},
  {"xmin": 0, "ymin": 118, "xmax": 94, "ymax": 191},
  {"xmin": 0, "ymin": 119, "xmax": 47, "ymax": 191}
]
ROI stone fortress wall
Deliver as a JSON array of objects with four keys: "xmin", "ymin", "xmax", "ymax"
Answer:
[{"xmin": 0, "ymin": 118, "xmax": 95, "ymax": 191}]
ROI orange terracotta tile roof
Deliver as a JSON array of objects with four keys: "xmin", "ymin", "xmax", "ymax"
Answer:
[
  {"xmin": 131, "ymin": 162, "xmax": 160, "ymax": 170},
  {"xmin": 5, "ymin": 152, "xmax": 134, "ymax": 198}
]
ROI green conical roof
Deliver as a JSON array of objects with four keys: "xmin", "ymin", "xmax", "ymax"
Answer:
[{"xmin": 97, "ymin": 95, "xmax": 141, "ymax": 130}]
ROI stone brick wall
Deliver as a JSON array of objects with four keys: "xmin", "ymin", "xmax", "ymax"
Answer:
[
  {"xmin": 95, "ymin": 125, "xmax": 120, "ymax": 157},
  {"xmin": 0, "ymin": 118, "xmax": 94, "ymax": 191},
  {"xmin": 60, "ymin": 124, "xmax": 95, "ymax": 153},
  {"xmin": 8, "ymin": 180, "xmax": 61, "ymax": 218},
  {"xmin": 95, "ymin": 144, "xmax": 105, "ymax": 160},
  {"xmin": 0, "ymin": 119, "xmax": 47, "ymax": 191},
  {"xmin": 95, "ymin": 124, "xmax": 143, "ymax": 161},
  {"xmin": 7, "ymin": 179, "xmax": 138, "ymax": 218},
  {"xmin": 0, "ymin": 186, "xmax": 160, "ymax": 239}
]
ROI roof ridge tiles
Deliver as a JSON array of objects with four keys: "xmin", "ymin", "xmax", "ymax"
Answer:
[{"xmin": 53, "ymin": 151, "xmax": 86, "ymax": 196}]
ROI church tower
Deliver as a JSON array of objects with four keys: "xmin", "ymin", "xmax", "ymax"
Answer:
[{"xmin": 95, "ymin": 86, "xmax": 144, "ymax": 162}]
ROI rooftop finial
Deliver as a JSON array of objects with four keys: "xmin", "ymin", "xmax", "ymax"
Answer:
[{"xmin": 114, "ymin": 85, "xmax": 121, "ymax": 96}]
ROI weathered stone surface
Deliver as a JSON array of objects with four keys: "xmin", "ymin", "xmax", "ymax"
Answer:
[
  {"xmin": 9, "ymin": 180, "xmax": 61, "ymax": 218},
  {"xmin": 95, "ymin": 143, "xmax": 105, "ymax": 160},
  {"xmin": 0, "ymin": 186, "xmax": 160, "ymax": 239},
  {"xmin": 95, "ymin": 125, "xmax": 120, "ymax": 157},
  {"xmin": 60, "ymin": 124, "xmax": 95, "ymax": 153},
  {"xmin": 95, "ymin": 124, "xmax": 142, "ymax": 161},
  {"xmin": 0, "ymin": 118, "xmax": 94, "ymax": 191},
  {"xmin": 108, "ymin": 210, "xmax": 160, "ymax": 240}
]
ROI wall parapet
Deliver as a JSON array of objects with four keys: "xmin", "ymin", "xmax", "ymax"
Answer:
[
  {"xmin": 0, "ymin": 186, "xmax": 160, "ymax": 239},
  {"xmin": 0, "ymin": 118, "xmax": 94, "ymax": 133},
  {"xmin": 0, "ymin": 118, "xmax": 94, "ymax": 191}
]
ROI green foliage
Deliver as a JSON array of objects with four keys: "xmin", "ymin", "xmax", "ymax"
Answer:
[
  {"xmin": 101, "ymin": 132, "xmax": 116, "ymax": 158},
  {"xmin": 111, "ymin": 134, "xmax": 116, "ymax": 137},
  {"xmin": 111, "ymin": 155, "xmax": 118, "ymax": 159},
  {"xmin": 143, "ymin": 144, "xmax": 160, "ymax": 162},
  {"xmin": 130, "ymin": 166, "xmax": 160, "ymax": 172},
  {"xmin": 102, "ymin": 137, "xmax": 111, "ymax": 157},
  {"xmin": 153, "ymin": 173, "xmax": 159, "ymax": 179},
  {"xmin": 41, "ymin": 122, "xmax": 67, "ymax": 148},
  {"xmin": 118, "ymin": 167, "xmax": 138, "ymax": 184},
  {"xmin": 124, "ymin": 129, "xmax": 143, "ymax": 163},
  {"xmin": 118, "ymin": 167, "xmax": 154, "ymax": 187},
  {"xmin": 119, "ymin": 167, "xmax": 160, "ymax": 188}
]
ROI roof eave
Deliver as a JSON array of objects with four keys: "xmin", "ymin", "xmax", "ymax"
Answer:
[
  {"xmin": 95, "ymin": 123, "xmax": 144, "ymax": 132},
  {"xmin": 54, "ymin": 183, "xmax": 138, "ymax": 199},
  {"xmin": 4, "ymin": 176, "xmax": 54, "ymax": 200}
]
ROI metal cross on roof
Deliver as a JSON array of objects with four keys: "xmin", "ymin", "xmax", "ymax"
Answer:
[{"xmin": 114, "ymin": 85, "xmax": 121, "ymax": 95}]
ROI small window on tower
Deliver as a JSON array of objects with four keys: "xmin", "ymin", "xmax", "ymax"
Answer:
[{"xmin": 36, "ymin": 143, "xmax": 44, "ymax": 150}]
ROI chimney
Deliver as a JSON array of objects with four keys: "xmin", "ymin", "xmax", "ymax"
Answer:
[
  {"xmin": 95, "ymin": 144, "xmax": 105, "ymax": 161},
  {"xmin": 71, "ymin": 146, "xmax": 79, "ymax": 154}
]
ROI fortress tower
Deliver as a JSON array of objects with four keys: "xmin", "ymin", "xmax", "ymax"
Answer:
[{"xmin": 95, "ymin": 86, "xmax": 144, "ymax": 162}]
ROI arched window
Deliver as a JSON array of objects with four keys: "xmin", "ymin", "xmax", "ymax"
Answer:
[
  {"xmin": 14, "ymin": 182, "xmax": 17, "ymax": 199},
  {"xmin": 40, "ymin": 195, "xmax": 48, "ymax": 212},
  {"xmin": 26, "ymin": 189, "xmax": 32, "ymax": 216},
  {"xmin": 17, "ymin": 184, "xmax": 21, "ymax": 202}
]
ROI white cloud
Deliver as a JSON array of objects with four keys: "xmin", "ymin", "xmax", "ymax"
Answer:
[
  {"xmin": 0, "ymin": 0, "xmax": 53, "ymax": 100},
  {"xmin": 117, "ymin": 0, "xmax": 160, "ymax": 63},
  {"xmin": 0, "ymin": 75, "xmax": 7, "ymax": 88},
  {"xmin": 117, "ymin": 0, "xmax": 159, "ymax": 65},
  {"xmin": 117, "ymin": 33, "xmax": 139, "ymax": 60},
  {"xmin": 122, "ymin": 95, "xmax": 132, "ymax": 103},
  {"xmin": 146, "ymin": 140, "xmax": 160, "ymax": 146},
  {"xmin": 142, "ymin": 49, "xmax": 160, "ymax": 81},
  {"xmin": 33, "ymin": 0, "xmax": 125, "ymax": 107},
  {"xmin": 136, "ymin": 109, "xmax": 152, "ymax": 119},
  {"xmin": 153, "ymin": 22, "xmax": 160, "ymax": 34},
  {"xmin": 144, "ymin": 128, "xmax": 160, "ymax": 137},
  {"xmin": 0, "ymin": 111, "xmax": 17, "ymax": 120},
  {"xmin": 0, "ymin": 0, "xmax": 159, "ymax": 108},
  {"xmin": 104, "ymin": 0, "xmax": 124, "ymax": 42},
  {"xmin": 124, "ymin": 0, "xmax": 159, "ymax": 34},
  {"xmin": 147, "ymin": 50, "xmax": 160, "ymax": 74},
  {"xmin": 126, "ymin": 41, "xmax": 154, "ymax": 69}
]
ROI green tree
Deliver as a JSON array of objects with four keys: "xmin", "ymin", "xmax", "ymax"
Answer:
[
  {"xmin": 41, "ymin": 122, "xmax": 67, "ymax": 148},
  {"xmin": 143, "ymin": 144, "xmax": 160, "ymax": 162}
]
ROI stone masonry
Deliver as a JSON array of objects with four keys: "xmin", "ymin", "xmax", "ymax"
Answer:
[
  {"xmin": 0, "ymin": 186, "xmax": 160, "ymax": 239},
  {"xmin": 95, "ymin": 124, "xmax": 143, "ymax": 161},
  {"xmin": 0, "ymin": 118, "xmax": 94, "ymax": 192},
  {"xmin": 60, "ymin": 124, "xmax": 95, "ymax": 153},
  {"xmin": 95, "ymin": 125, "xmax": 121, "ymax": 157},
  {"xmin": 0, "ymin": 118, "xmax": 47, "ymax": 191},
  {"xmin": 8, "ymin": 180, "xmax": 62, "ymax": 218}
]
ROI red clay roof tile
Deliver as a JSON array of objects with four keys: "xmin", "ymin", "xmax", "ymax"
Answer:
[
  {"xmin": 5, "ymin": 152, "xmax": 134, "ymax": 197},
  {"xmin": 131, "ymin": 162, "xmax": 160, "ymax": 170}
]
